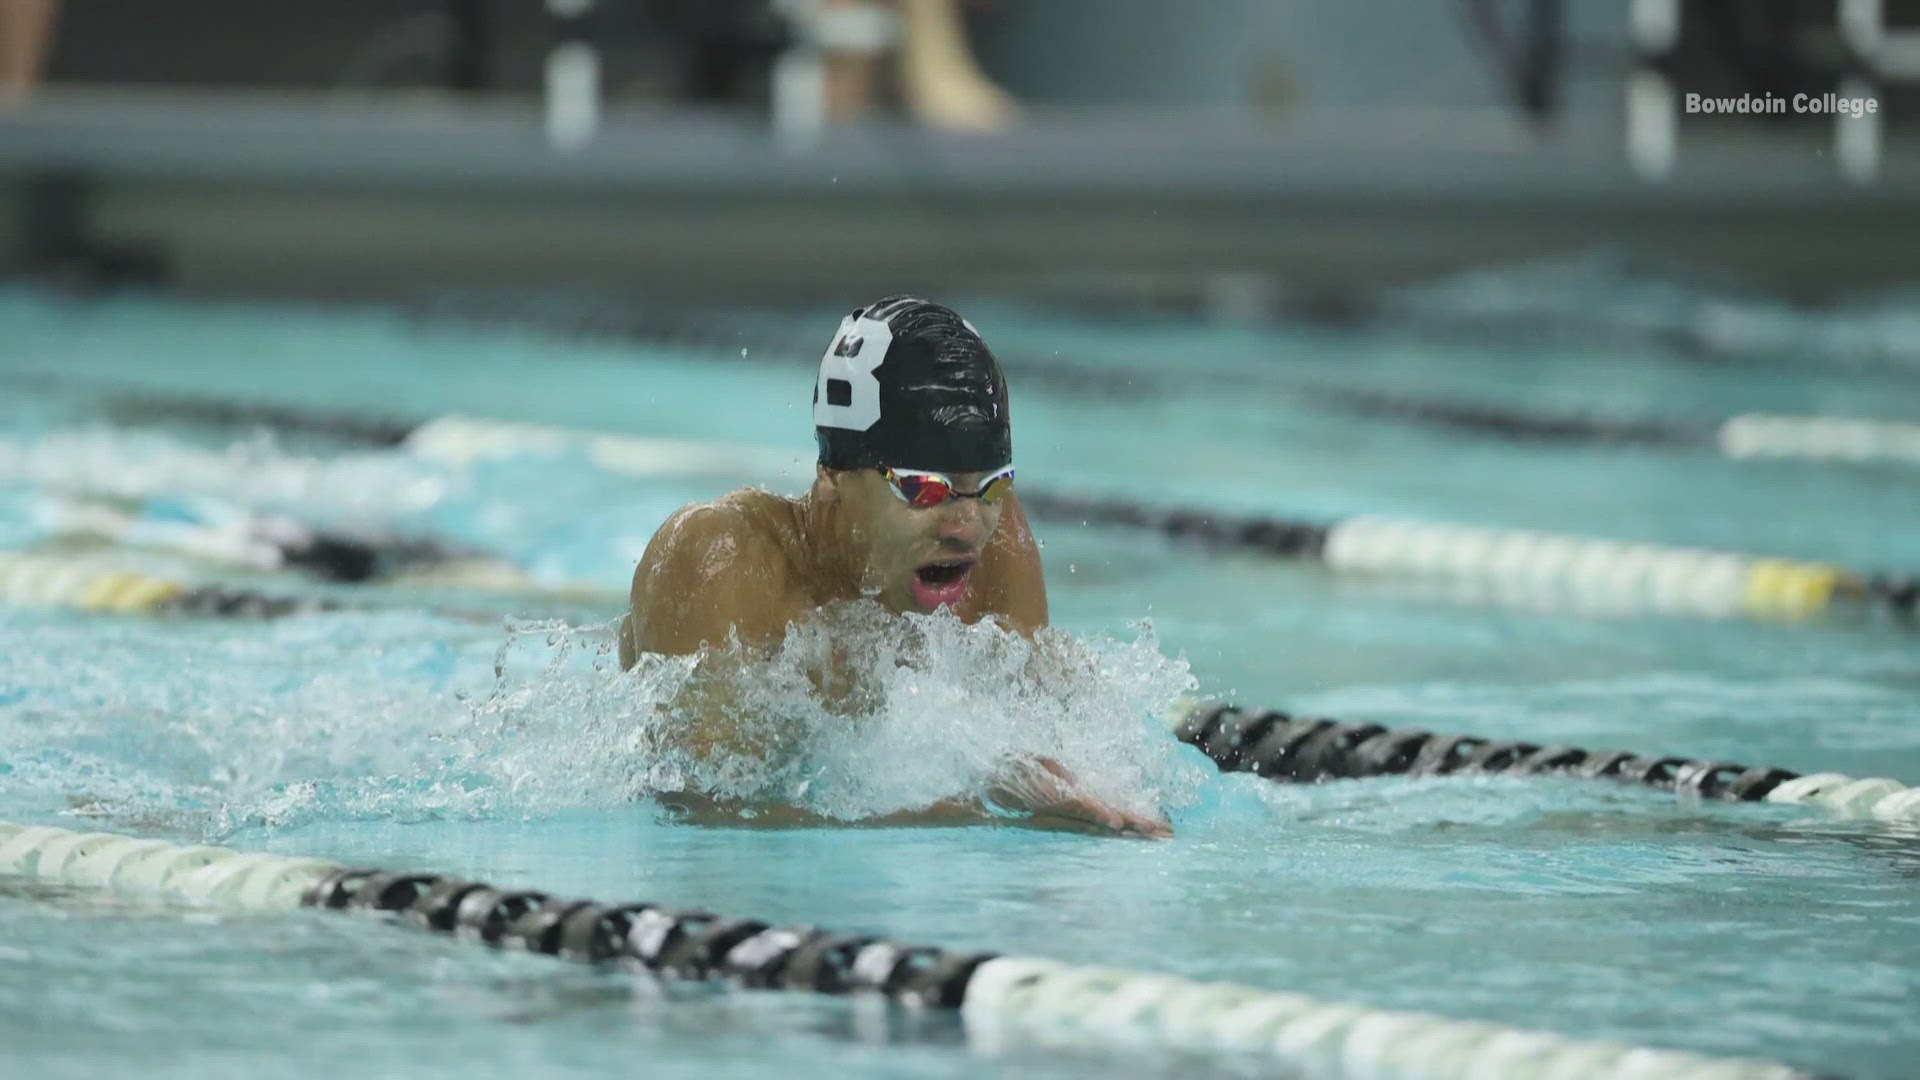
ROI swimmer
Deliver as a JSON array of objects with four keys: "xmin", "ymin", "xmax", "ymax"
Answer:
[{"xmin": 621, "ymin": 295, "xmax": 1170, "ymax": 838}]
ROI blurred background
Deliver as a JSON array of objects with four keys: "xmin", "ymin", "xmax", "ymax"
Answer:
[{"xmin": 3, "ymin": 0, "xmax": 1918, "ymax": 310}]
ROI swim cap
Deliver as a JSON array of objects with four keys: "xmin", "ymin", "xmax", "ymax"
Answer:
[{"xmin": 813, "ymin": 295, "xmax": 1012, "ymax": 473}]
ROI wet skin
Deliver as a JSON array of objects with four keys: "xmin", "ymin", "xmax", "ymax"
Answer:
[{"xmin": 621, "ymin": 465, "xmax": 1172, "ymax": 838}]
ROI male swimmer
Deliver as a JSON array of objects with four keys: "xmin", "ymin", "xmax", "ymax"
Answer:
[{"xmin": 621, "ymin": 295, "xmax": 1170, "ymax": 838}]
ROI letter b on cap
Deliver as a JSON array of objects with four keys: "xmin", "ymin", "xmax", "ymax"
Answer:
[{"xmin": 814, "ymin": 315, "xmax": 891, "ymax": 431}]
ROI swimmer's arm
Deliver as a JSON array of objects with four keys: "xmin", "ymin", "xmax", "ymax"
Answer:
[
  {"xmin": 975, "ymin": 491, "xmax": 1048, "ymax": 635},
  {"xmin": 976, "ymin": 497, "xmax": 1170, "ymax": 835}
]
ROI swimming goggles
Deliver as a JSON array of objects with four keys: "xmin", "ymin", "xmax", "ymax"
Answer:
[{"xmin": 883, "ymin": 464, "xmax": 1016, "ymax": 508}]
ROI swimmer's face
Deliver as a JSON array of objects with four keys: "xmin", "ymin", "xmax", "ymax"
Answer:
[{"xmin": 823, "ymin": 466, "xmax": 1007, "ymax": 615}]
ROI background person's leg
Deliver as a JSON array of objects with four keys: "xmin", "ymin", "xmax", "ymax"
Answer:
[
  {"xmin": 896, "ymin": 0, "xmax": 1014, "ymax": 130},
  {"xmin": 819, "ymin": 0, "xmax": 894, "ymax": 121},
  {"xmin": 818, "ymin": 0, "xmax": 1015, "ymax": 129},
  {"xmin": 0, "ymin": 0, "xmax": 59, "ymax": 107}
]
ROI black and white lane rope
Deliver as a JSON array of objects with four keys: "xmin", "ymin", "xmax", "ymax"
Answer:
[
  {"xmin": 1174, "ymin": 702, "xmax": 1920, "ymax": 824},
  {"xmin": 0, "ymin": 819, "xmax": 1817, "ymax": 1080}
]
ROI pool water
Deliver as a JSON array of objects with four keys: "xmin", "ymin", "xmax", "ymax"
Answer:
[{"xmin": 1, "ymin": 280, "xmax": 1917, "ymax": 1079}]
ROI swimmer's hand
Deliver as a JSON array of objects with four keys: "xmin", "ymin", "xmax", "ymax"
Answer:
[{"xmin": 987, "ymin": 758, "xmax": 1173, "ymax": 839}]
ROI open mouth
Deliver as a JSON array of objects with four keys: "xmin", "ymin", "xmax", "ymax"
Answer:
[
  {"xmin": 910, "ymin": 558, "xmax": 977, "ymax": 610},
  {"xmin": 915, "ymin": 560, "xmax": 973, "ymax": 587}
]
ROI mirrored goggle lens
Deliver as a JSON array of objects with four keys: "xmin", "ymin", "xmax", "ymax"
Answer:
[
  {"xmin": 889, "ymin": 467, "xmax": 1015, "ymax": 507},
  {"xmin": 894, "ymin": 473, "xmax": 954, "ymax": 507},
  {"xmin": 977, "ymin": 469, "xmax": 1015, "ymax": 504}
]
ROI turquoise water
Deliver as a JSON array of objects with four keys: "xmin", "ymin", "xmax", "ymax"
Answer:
[{"xmin": 2, "ymin": 283, "xmax": 1918, "ymax": 1078}]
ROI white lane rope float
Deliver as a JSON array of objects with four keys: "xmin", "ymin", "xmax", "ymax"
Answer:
[
  {"xmin": 1174, "ymin": 701, "xmax": 1920, "ymax": 825},
  {"xmin": 0, "ymin": 819, "xmax": 1820, "ymax": 1080},
  {"xmin": 1715, "ymin": 413, "xmax": 1920, "ymax": 465}
]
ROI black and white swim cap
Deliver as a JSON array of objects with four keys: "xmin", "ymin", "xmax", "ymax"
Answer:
[{"xmin": 813, "ymin": 295, "xmax": 1012, "ymax": 473}]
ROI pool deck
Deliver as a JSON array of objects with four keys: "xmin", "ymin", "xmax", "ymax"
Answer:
[{"xmin": 2, "ymin": 88, "xmax": 1916, "ymax": 304}]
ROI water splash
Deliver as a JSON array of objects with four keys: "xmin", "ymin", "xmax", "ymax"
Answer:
[
  {"xmin": 461, "ymin": 603, "xmax": 1210, "ymax": 827},
  {"xmin": 0, "ymin": 604, "xmax": 1209, "ymax": 838}
]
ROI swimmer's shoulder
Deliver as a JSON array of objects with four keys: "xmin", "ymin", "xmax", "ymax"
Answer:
[
  {"xmin": 636, "ymin": 489, "xmax": 794, "ymax": 588},
  {"xmin": 628, "ymin": 488, "xmax": 806, "ymax": 656}
]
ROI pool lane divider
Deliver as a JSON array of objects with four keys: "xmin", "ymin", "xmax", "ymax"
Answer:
[
  {"xmin": 37, "ymin": 493, "xmax": 506, "ymax": 586},
  {"xmin": 0, "ymin": 551, "xmax": 323, "ymax": 619},
  {"xmin": 1174, "ymin": 701, "xmax": 1920, "ymax": 824},
  {"xmin": 1295, "ymin": 384, "xmax": 1920, "ymax": 468},
  {"xmin": 0, "ymin": 820, "xmax": 1818, "ymax": 1080},
  {"xmin": 399, "ymin": 420, "xmax": 1919, "ymax": 623},
  {"xmin": 366, "ymin": 305, "xmax": 1920, "ymax": 469},
  {"xmin": 31, "ymin": 357, "xmax": 1920, "ymax": 480},
  {"xmin": 33, "ymin": 494, "xmax": 621, "ymax": 601},
  {"xmin": 20, "ymin": 387, "xmax": 1920, "ymax": 622},
  {"xmin": 611, "ymin": 306, "xmax": 1920, "ymax": 468},
  {"xmin": 1019, "ymin": 492, "xmax": 1917, "ymax": 622},
  {"xmin": 20, "ymin": 330, "xmax": 1920, "ymax": 471},
  {"xmin": 0, "ymin": 552, "xmax": 514, "ymax": 624}
]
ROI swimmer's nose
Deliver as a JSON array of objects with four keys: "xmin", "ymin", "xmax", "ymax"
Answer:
[{"xmin": 934, "ymin": 499, "xmax": 990, "ymax": 550}]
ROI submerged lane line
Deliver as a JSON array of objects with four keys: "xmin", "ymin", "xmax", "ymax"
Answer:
[{"xmin": 0, "ymin": 819, "xmax": 1816, "ymax": 1080}]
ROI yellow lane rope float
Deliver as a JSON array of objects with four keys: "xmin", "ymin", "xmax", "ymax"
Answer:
[{"xmin": 0, "ymin": 552, "xmax": 188, "ymax": 614}]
